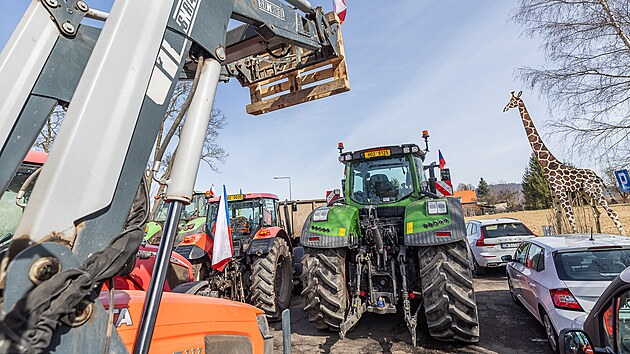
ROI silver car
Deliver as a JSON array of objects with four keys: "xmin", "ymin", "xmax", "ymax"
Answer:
[
  {"xmin": 504, "ymin": 234, "xmax": 630, "ymax": 353},
  {"xmin": 466, "ymin": 218, "xmax": 536, "ymax": 275}
]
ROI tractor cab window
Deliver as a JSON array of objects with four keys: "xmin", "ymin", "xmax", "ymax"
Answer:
[
  {"xmin": 413, "ymin": 156, "xmax": 427, "ymax": 183},
  {"xmin": 228, "ymin": 200, "xmax": 261, "ymax": 237},
  {"xmin": 0, "ymin": 162, "xmax": 42, "ymax": 244},
  {"xmin": 181, "ymin": 200, "xmax": 200, "ymax": 221},
  {"xmin": 263, "ymin": 198, "xmax": 277, "ymax": 226},
  {"xmin": 191, "ymin": 193, "xmax": 209, "ymax": 218},
  {"xmin": 350, "ymin": 156, "xmax": 414, "ymax": 204},
  {"xmin": 154, "ymin": 198, "xmax": 201, "ymax": 222}
]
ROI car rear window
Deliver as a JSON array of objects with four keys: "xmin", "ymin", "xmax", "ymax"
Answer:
[
  {"xmin": 482, "ymin": 223, "xmax": 531, "ymax": 238},
  {"xmin": 554, "ymin": 249, "xmax": 630, "ymax": 281}
]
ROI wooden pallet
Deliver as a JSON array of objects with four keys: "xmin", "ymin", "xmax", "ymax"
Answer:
[{"xmin": 245, "ymin": 13, "xmax": 350, "ymax": 115}]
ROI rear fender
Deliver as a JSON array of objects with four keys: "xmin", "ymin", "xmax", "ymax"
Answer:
[
  {"xmin": 176, "ymin": 217, "xmax": 207, "ymax": 244},
  {"xmin": 300, "ymin": 205, "xmax": 359, "ymax": 248},
  {"xmin": 144, "ymin": 221, "xmax": 162, "ymax": 243},
  {"xmin": 404, "ymin": 197, "xmax": 467, "ymax": 246},
  {"xmin": 107, "ymin": 245, "xmax": 194, "ymax": 291},
  {"xmin": 252, "ymin": 226, "xmax": 292, "ymax": 252},
  {"xmin": 174, "ymin": 233, "xmax": 212, "ymax": 264}
]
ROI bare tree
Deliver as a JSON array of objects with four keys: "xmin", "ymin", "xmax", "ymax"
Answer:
[
  {"xmin": 512, "ymin": 0, "xmax": 630, "ymax": 164},
  {"xmin": 33, "ymin": 106, "xmax": 65, "ymax": 152},
  {"xmin": 148, "ymin": 80, "xmax": 228, "ymax": 215}
]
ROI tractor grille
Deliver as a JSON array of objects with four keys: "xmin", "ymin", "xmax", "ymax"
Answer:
[{"xmin": 359, "ymin": 206, "xmax": 405, "ymax": 218}]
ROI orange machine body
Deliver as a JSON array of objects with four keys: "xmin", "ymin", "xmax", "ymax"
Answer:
[{"xmin": 99, "ymin": 290, "xmax": 271, "ymax": 353}]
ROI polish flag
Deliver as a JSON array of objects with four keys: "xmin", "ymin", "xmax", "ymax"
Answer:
[
  {"xmin": 211, "ymin": 185, "xmax": 233, "ymax": 271},
  {"xmin": 333, "ymin": 0, "xmax": 347, "ymax": 24}
]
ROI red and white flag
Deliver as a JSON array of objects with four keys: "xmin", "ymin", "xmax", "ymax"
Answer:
[
  {"xmin": 212, "ymin": 185, "xmax": 233, "ymax": 271},
  {"xmin": 333, "ymin": 0, "xmax": 347, "ymax": 24}
]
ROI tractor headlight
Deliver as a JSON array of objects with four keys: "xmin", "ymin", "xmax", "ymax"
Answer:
[
  {"xmin": 427, "ymin": 200, "xmax": 448, "ymax": 215},
  {"xmin": 257, "ymin": 314, "xmax": 272, "ymax": 339},
  {"xmin": 411, "ymin": 146, "xmax": 419, "ymax": 153},
  {"xmin": 344, "ymin": 154, "xmax": 352, "ymax": 161},
  {"xmin": 403, "ymin": 147, "xmax": 410, "ymax": 153},
  {"xmin": 313, "ymin": 208, "xmax": 330, "ymax": 222}
]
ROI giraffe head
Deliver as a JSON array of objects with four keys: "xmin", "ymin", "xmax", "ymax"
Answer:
[{"xmin": 503, "ymin": 91, "xmax": 522, "ymax": 112}]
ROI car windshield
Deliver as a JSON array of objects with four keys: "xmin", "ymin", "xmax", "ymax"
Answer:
[
  {"xmin": 554, "ymin": 249, "xmax": 630, "ymax": 281},
  {"xmin": 482, "ymin": 223, "xmax": 531, "ymax": 238},
  {"xmin": 350, "ymin": 156, "xmax": 414, "ymax": 204}
]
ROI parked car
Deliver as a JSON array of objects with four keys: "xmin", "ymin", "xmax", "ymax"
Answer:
[
  {"xmin": 558, "ymin": 266, "xmax": 630, "ymax": 354},
  {"xmin": 466, "ymin": 218, "xmax": 536, "ymax": 275},
  {"xmin": 503, "ymin": 234, "xmax": 630, "ymax": 353}
]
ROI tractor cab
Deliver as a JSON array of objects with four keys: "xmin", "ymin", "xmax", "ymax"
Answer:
[
  {"xmin": 206, "ymin": 193, "xmax": 280, "ymax": 242},
  {"xmin": 0, "ymin": 151, "xmax": 47, "ymax": 247},
  {"xmin": 153, "ymin": 191, "xmax": 210, "ymax": 223},
  {"xmin": 339, "ymin": 144, "xmax": 429, "ymax": 208}
]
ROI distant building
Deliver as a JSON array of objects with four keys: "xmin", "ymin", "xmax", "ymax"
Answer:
[{"xmin": 453, "ymin": 190, "xmax": 480, "ymax": 216}]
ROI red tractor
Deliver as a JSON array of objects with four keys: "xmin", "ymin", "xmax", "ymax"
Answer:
[{"xmin": 175, "ymin": 193, "xmax": 299, "ymax": 320}]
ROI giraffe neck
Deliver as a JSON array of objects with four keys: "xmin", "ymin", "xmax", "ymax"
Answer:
[{"xmin": 517, "ymin": 101, "xmax": 559, "ymax": 167}]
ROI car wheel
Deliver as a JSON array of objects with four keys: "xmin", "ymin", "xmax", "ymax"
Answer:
[
  {"xmin": 507, "ymin": 275, "xmax": 522, "ymax": 306},
  {"xmin": 542, "ymin": 312, "xmax": 559, "ymax": 353},
  {"xmin": 473, "ymin": 258, "xmax": 485, "ymax": 276}
]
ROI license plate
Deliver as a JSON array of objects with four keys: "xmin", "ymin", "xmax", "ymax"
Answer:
[
  {"xmin": 227, "ymin": 194, "xmax": 245, "ymax": 201},
  {"xmin": 501, "ymin": 242, "xmax": 520, "ymax": 249},
  {"xmin": 364, "ymin": 149, "xmax": 391, "ymax": 159}
]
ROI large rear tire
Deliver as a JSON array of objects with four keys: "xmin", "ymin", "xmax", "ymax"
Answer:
[
  {"xmin": 250, "ymin": 237, "xmax": 293, "ymax": 320},
  {"xmin": 300, "ymin": 247, "xmax": 347, "ymax": 331},
  {"xmin": 418, "ymin": 240, "xmax": 480, "ymax": 343}
]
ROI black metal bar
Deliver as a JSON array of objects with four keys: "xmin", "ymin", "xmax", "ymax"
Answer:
[{"xmin": 133, "ymin": 201, "xmax": 183, "ymax": 354}]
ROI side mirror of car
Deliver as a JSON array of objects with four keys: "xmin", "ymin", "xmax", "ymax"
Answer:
[
  {"xmin": 558, "ymin": 328, "xmax": 605, "ymax": 354},
  {"xmin": 501, "ymin": 255, "xmax": 513, "ymax": 262}
]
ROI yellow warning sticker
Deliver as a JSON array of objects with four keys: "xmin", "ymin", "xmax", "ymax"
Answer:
[
  {"xmin": 406, "ymin": 222, "xmax": 413, "ymax": 234},
  {"xmin": 339, "ymin": 227, "xmax": 346, "ymax": 236}
]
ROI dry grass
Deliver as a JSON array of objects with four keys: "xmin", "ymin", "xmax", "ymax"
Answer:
[{"xmin": 465, "ymin": 204, "xmax": 630, "ymax": 236}]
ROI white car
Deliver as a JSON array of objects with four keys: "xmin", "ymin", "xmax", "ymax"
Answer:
[
  {"xmin": 466, "ymin": 218, "xmax": 536, "ymax": 275},
  {"xmin": 504, "ymin": 234, "xmax": 630, "ymax": 353}
]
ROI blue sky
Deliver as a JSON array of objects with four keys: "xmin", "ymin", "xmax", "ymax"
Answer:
[{"xmin": 1, "ymin": 1, "xmax": 560, "ymax": 200}]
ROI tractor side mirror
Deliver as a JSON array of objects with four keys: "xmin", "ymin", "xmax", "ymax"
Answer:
[
  {"xmin": 341, "ymin": 178, "xmax": 346, "ymax": 195},
  {"xmin": 292, "ymin": 201, "xmax": 298, "ymax": 212}
]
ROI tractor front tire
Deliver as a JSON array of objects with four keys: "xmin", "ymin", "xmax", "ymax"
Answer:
[
  {"xmin": 418, "ymin": 240, "xmax": 480, "ymax": 343},
  {"xmin": 250, "ymin": 237, "xmax": 293, "ymax": 320},
  {"xmin": 300, "ymin": 247, "xmax": 347, "ymax": 331}
]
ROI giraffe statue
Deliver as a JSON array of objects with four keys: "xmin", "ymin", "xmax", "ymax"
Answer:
[{"xmin": 503, "ymin": 91, "xmax": 625, "ymax": 236}]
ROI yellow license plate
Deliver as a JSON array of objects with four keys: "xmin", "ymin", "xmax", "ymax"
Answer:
[
  {"xmin": 364, "ymin": 149, "xmax": 391, "ymax": 159},
  {"xmin": 227, "ymin": 194, "xmax": 245, "ymax": 201}
]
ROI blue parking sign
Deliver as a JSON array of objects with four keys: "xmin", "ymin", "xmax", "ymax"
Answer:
[{"xmin": 615, "ymin": 169, "xmax": 630, "ymax": 193}]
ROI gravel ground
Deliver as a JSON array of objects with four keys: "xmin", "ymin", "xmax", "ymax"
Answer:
[{"xmin": 270, "ymin": 268, "xmax": 551, "ymax": 353}]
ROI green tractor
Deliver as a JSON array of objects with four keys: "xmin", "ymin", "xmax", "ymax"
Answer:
[
  {"xmin": 145, "ymin": 190, "xmax": 210, "ymax": 244},
  {"xmin": 300, "ymin": 138, "xmax": 479, "ymax": 345}
]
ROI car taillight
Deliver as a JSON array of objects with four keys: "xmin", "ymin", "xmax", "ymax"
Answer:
[
  {"xmin": 476, "ymin": 228, "xmax": 486, "ymax": 247},
  {"xmin": 550, "ymin": 289, "xmax": 584, "ymax": 311}
]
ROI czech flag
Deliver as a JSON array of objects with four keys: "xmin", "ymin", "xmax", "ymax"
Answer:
[
  {"xmin": 333, "ymin": 0, "xmax": 347, "ymax": 24},
  {"xmin": 439, "ymin": 150, "xmax": 446, "ymax": 170},
  {"xmin": 211, "ymin": 185, "xmax": 233, "ymax": 271},
  {"xmin": 206, "ymin": 184, "xmax": 215, "ymax": 198}
]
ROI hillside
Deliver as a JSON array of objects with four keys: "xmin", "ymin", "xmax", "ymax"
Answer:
[{"xmin": 465, "ymin": 204, "xmax": 630, "ymax": 236}]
